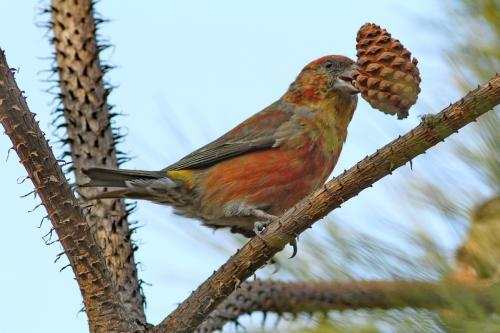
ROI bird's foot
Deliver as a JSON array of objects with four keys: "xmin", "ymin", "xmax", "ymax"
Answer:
[
  {"xmin": 253, "ymin": 221, "xmax": 272, "ymax": 251},
  {"xmin": 253, "ymin": 220, "xmax": 270, "ymax": 235},
  {"xmin": 251, "ymin": 208, "xmax": 277, "ymax": 236},
  {"xmin": 253, "ymin": 220, "xmax": 299, "ymax": 259},
  {"xmin": 247, "ymin": 208, "xmax": 278, "ymax": 222}
]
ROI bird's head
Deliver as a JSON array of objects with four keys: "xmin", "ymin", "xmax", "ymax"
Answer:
[{"xmin": 284, "ymin": 55, "xmax": 358, "ymax": 105}]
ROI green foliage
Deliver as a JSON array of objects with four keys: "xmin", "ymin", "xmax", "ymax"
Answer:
[
  {"xmin": 456, "ymin": 196, "xmax": 500, "ymax": 279},
  {"xmin": 445, "ymin": 0, "xmax": 499, "ymax": 87},
  {"xmin": 410, "ymin": 0, "xmax": 499, "ymax": 252}
]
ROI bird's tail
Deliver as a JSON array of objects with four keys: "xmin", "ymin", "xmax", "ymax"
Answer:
[
  {"xmin": 81, "ymin": 167, "xmax": 176, "ymax": 201},
  {"xmin": 82, "ymin": 167, "xmax": 165, "ymax": 187}
]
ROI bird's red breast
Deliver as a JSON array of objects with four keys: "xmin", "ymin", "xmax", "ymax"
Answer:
[
  {"xmin": 190, "ymin": 92, "xmax": 356, "ymax": 217},
  {"xmin": 196, "ymin": 133, "xmax": 340, "ymax": 216}
]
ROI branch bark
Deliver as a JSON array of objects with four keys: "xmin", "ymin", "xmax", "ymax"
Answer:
[
  {"xmin": 0, "ymin": 50, "xmax": 140, "ymax": 332},
  {"xmin": 154, "ymin": 75, "xmax": 500, "ymax": 333},
  {"xmin": 49, "ymin": 0, "xmax": 145, "ymax": 322},
  {"xmin": 195, "ymin": 279, "xmax": 499, "ymax": 332}
]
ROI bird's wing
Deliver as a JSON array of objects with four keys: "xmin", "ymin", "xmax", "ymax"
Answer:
[{"xmin": 165, "ymin": 101, "xmax": 302, "ymax": 170}]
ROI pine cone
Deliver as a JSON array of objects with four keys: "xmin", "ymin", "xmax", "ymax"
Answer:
[{"xmin": 353, "ymin": 23, "xmax": 421, "ymax": 119}]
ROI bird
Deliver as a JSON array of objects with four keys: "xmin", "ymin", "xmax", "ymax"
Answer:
[{"xmin": 82, "ymin": 55, "xmax": 359, "ymax": 255}]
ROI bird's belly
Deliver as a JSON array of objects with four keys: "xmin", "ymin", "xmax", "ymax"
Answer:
[{"xmin": 188, "ymin": 144, "xmax": 337, "ymax": 231}]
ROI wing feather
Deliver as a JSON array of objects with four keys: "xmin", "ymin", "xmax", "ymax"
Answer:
[{"xmin": 165, "ymin": 101, "xmax": 299, "ymax": 170}]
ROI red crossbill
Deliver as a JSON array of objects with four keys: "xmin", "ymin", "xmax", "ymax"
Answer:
[{"xmin": 83, "ymin": 55, "xmax": 358, "ymax": 250}]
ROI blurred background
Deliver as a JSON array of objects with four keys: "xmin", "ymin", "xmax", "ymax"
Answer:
[{"xmin": 0, "ymin": 1, "xmax": 498, "ymax": 332}]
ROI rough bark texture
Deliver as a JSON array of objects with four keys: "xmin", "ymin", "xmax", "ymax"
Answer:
[
  {"xmin": 49, "ymin": 0, "xmax": 145, "ymax": 322},
  {"xmin": 196, "ymin": 279, "xmax": 498, "ymax": 332},
  {"xmin": 154, "ymin": 75, "xmax": 500, "ymax": 333},
  {"xmin": 0, "ymin": 49, "xmax": 140, "ymax": 333}
]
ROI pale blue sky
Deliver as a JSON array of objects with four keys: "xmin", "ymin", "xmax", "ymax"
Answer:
[{"xmin": 0, "ymin": 1, "xmax": 474, "ymax": 332}]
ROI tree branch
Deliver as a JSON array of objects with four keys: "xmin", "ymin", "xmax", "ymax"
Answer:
[
  {"xmin": 200, "ymin": 188, "xmax": 500, "ymax": 332},
  {"xmin": 0, "ymin": 50, "xmax": 141, "ymax": 332},
  {"xmin": 49, "ymin": 0, "xmax": 145, "ymax": 322},
  {"xmin": 195, "ymin": 279, "xmax": 499, "ymax": 332},
  {"xmin": 154, "ymin": 75, "xmax": 500, "ymax": 333}
]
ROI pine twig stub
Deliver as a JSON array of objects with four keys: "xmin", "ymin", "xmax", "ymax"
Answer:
[
  {"xmin": 49, "ymin": 0, "xmax": 145, "ymax": 322},
  {"xmin": 153, "ymin": 75, "xmax": 500, "ymax": 333},
  {"xmin": 0, "ymin": 49, "xmax": 139, "ymax": 333},
  {"xmin": 354, "ymin": 23, "xmax": 421, "ymax": 119}
]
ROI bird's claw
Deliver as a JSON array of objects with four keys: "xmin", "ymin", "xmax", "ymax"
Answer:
[
  {"xmin": 289, "ymin": 238, "xmax": 298, "ymax": 258},
  {"xmin": 254, "ymin": 221, "xmax": 298, "ymax": 258}
]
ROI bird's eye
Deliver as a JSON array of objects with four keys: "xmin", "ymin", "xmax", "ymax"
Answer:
[{"xmin": 324, "ymin": 61, "xmax": 333, "ymax": 69}]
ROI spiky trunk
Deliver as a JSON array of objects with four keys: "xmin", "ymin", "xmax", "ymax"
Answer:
[
  {"xmin": 0, "ymin": 49, "xmax": 140, "ymax": 333},
  {"xmin": 49, "ymin": 0, "xmax": 145, "ymax": 323}
]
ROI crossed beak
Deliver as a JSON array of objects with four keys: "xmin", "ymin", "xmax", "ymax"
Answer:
[{"xmin": 334, "ymin": 65, "xmax": 359, "ymax": 95}]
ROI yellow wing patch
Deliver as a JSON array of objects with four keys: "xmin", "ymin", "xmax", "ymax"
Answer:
[{"xmin": 166, "ymin": 169, "xmax": 195, "ymax": 188}]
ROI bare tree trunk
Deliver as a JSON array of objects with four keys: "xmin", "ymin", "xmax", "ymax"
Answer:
[
  {"xmin": 154, "ymin": 75, "xmax": 500, "ymax": 333},
  {"xmin": 49, "ymin": 0, "xmax": 145, "ymax": 322},
  {"xmin": 0, "ymin": 49, "xmax": 140, "ymax": 333}
]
